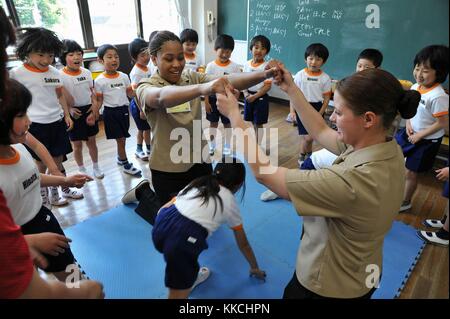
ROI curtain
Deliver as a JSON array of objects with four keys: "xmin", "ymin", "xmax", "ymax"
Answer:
[{"xmin": 173, "ymin": 0, "xmax": 190, "ymax": 31}]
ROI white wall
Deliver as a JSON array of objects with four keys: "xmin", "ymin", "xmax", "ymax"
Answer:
[{"xmin": 190, "ymin": 0, "xmax": 289, "ymax": 101}]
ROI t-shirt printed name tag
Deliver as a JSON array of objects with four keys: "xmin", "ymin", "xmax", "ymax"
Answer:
[
  {"xmin": 74, "ymin": 76, "xmax": 89, "ymax": 85},
  {"xmin": 42, "ymin": 77, "xmax": 61, "ymax": 86},
  {"xmin": 18, "ymin": 171, "xmax": 39, "ymax": 198},
  {"xmin": 166, "ymin": 102, "xmax": 191, "ymax": 114},
  {"xmin": 306, "ymin": 77, "xmax": 319, "ymax": 82},
  {"xmin": 110, "ymin": 82, "xmax": 125, "ymax": 89}
]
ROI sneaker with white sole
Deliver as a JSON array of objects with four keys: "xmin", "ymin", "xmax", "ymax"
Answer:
[
  {"xmin": 191, "ymin": 266, "xmax": 210, "ymax": 290},
  {"xmin": 62, "ymin": 188, "xmax": 84, "ymax": 199},
  {"xmin": 223, "ymin": 144, "xmax": 231, "ymax": 156},
  {"xmin": 121, "ymin": 179, "xmax": 150, "ymax": 204},
  {"xmin": 123, "ymin": 163, "xmax": 141, "ymax": 177},
  {"xmin": 41, "ymin": 187, "xmax": 52, "ymax": 210},
  {"xmin": 135, "ymin": 150, "xmax": 148, "ymax": 161},
  {"xmin": 93, "ymin": 167, "xmax": 105, "ymax": 179},
  {"xmin": 399, "ymin": 200, "xmax": 412, "ymax": 212},
  {"xmin": 422, "ymin": 219, "xmax": 445, "ymax": 229},
  {"xmin": 49, "ymin": 187, "xmax": 68, "ymax": 206},
  {"xmin": 260, "ymin": 189, "xmax": 279, "ymax": 201},
  {"xmin": 417, "ymin": 230, "xmax": 449, "ymax": 247}
]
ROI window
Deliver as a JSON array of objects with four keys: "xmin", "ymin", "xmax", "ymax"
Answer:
[
  {"xmin": 88, "ymin": 0, "xmax": 137, "ymax": 46},
  {"xmin": 141, "ymin": 0, "xmax": 179, "ymax": 41},
  {"xmin": 13, "ymin": 0, "xmax": 85, "ymax": 47},
  {"xmin": 2, "ymin": 1, "xmax": 15, "ymax": 56}
]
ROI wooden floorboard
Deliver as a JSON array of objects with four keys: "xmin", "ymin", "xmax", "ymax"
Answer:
[{"xmin": 52, "ymin": 100, "xmax": 448, "ymax": 299}]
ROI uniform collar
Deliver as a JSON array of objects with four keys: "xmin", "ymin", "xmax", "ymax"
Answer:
[{"xmin": 334, "ymin": 139, "xmax": 400, "ymax": 167}]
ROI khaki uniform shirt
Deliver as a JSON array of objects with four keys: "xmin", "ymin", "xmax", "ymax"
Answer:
[
  {"xmin": 285, "ymin": 139, "xmax": 405, "ymax": 298},
  {"xmin": 136, "ymin": 69, "xmax": 214, "ymax": 173}
]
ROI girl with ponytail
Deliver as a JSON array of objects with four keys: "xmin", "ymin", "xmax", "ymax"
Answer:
[{"xmin": 151, "ymin": 156, "xmax": 266, "ymax": 299}]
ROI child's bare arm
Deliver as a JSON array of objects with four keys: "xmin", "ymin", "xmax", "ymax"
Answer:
[
  {"xmin": 319, "ymin": 94, "xmax": 331, "ymax": 115},
  {"xmin": 40, "ymin": 173, "xmax": 92, "ymax": 188},
  {"xmin": 233, "ymin": 227, "xmax": 266, "ymax": 281},
  {"xmin": 25, "ymin": 133, "xmax": 63, "ymax": 176},
  {"xmin": 56, "ymin": 87, "xmax": 73, "ymax": 131},
  {"xmin": 409, "ymin": 115, "xmax": 448, "ymax": 144}
]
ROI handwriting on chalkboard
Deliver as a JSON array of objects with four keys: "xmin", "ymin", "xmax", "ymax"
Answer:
[{"xmin": 249, "ymin": 0, "xmax": 345, "ymax": 56}]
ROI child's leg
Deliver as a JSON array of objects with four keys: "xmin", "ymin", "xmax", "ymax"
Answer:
[
  {"xmin": 404, "ymin": 169, "xmax": 418, "ymax": 203},
  {"xmin": 117, "ymin": 137, "xmax": 127, "ymax": 161},
  {"xmin": 254, "ymin": 124, "xmax": 264, "ymax": 146},
  {"xmin": 137, "ymin": 130, "xmax": 144, "ymax": 150},
  {"xmin": 304, "ymin": 134, "xmax": 314, "ymax": 155},
  {"xmin": 223, "ymin": 123, "xmax": 232, "ymax": 147},
  {"xmin": 209, "ymin": 122, "xmax": 219, "ymax": 144},
  {"xmin": 144, "ymin": 129, "xmax": 151, "ymax": 154},
  {"xmin": 72, "ymin": 141, "xmax": 84, "ymax": 169},
  {"xmin": 86, "ymin": 136, "xmax": 104, "ymax": 179}
]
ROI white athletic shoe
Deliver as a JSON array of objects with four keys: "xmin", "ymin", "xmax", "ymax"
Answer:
[
  {"xmin": 260, "ymin": 189, "xmax": 279, "ymax": 201},
  {"xmin": 191, "ymin": 266, "xmax": 210, "ymax": 290},
  {"xmin": 49, "ymin": 187, "xmax": 68, "ymax": 206},
  {"xmin": 62, "ymin": 188, "xmax": 84, "ymax": 199},
  {"xmin": 93, "ymin": 167, "xmax": 105, "ymax": 179}
]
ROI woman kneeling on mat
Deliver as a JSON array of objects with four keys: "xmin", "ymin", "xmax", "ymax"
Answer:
[
  {"xmin": 217, "ymin": 65, "xmax": 420, "ymax": 299},
  {"xmin": 151, "ymin": 157, "xmax": 266, "ymax": 299}
]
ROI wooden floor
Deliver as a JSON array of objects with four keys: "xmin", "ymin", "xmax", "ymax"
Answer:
[{"xmin": 52, "ymin": 100, "xmax": 449, "ymax": 299}]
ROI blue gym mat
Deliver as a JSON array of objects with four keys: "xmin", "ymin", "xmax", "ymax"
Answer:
[{"xmin": 65, "ymin": 168, "xmax": 425, "ymax": 299}]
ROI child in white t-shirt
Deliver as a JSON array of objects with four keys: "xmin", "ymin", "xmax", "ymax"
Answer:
[
  {"xmin": 95, "ymin": 44, "xmax": 141, "ymax": 177},
  {"xmin": 59, "ymin": 39, "xmax": 104, "ymax": 179},
  {"xmin": 205, "ymin": 34, "xmax": 242, "ymax": 156},
  {"xmin": 180, "ymin": 28, "xmax": 202, "ymax": 72},
  {"xmin": 128, "ymin": 38, "xmax": 152, "ymax": 160},
  {"xmin": 151, "ymin": 157, "xmax": 266, "ymax": 299}
]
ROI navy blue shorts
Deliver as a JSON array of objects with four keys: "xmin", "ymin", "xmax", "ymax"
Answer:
[
  {"xmin": 103, "ymin": 105, "xmax": 131, "ymax": 140},
  {"xmin": 69, "ymin": 105, "xmax": 99, "ymax": 141},
  {"xmin": 20, "ymin": 205, "xmax": 76, "ymax": 273},
  {"xmin": 244, "ymin": 92, "xmax": 269, "ymax": 125},
  {"xmin": 296, "ymin": 102, "xmax": 323, "ymax": 135},
  {"xmin": 443, "ymin": 181, "xmax": 449, "ymax": 198},
  {"xmin": 130, "ymin": 98, "xmax": 151, "ymax": 131},
  {"xmin": 395, "ymin": 128, "xmax": 443, "ymax": 173},
  {"xmin": 152, "ymin": 205, "xmax": 208, "ymax": 290},
  {"xmin": 28, "ymin": 119, "xmax": 72, "ymax": 160},
  {"xmin": 206, "ymin": 96, "xmax": 230, "ymax": 124},
  {"xmin": 300, "ymin": 157, "xmax": 316, "ymax": 170}
]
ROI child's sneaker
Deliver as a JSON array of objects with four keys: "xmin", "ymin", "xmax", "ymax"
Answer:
[
  {"xmin": 49, "ymin": 187, "xmax": 68, "ymax": 206},
  {"xmin": 191, "ymin": 266, "xmax": 210, "ymax": 290},
  {"xmin": 260, "ymin": 189, "xmax": 279, "ymax": 201},
  {"xmin": 223, "ymin": 144, "xmax": 231, "ymax": 156},
  {"xmin": 285, "ymin": 114, "xmax": 294, "ymax": 123},
  {"xmin": 399, "ymin": 200, "xmax": 412, "ymax": 212},
  {"xmin": 93, "ymin": 167, "xmax": 105, "ymax": 179},
  {"xmin": 422, "ymin": 218, "xmax": 445, "ymax": 228},
  {"xmin": 40, "ymin": 187, "xmax": 52, "ymax": 210},
  {"xmin": 78, "ymin": 166, "xmax": 87, "ymax": 174},
  {"xmin": 209, "ymin": 144, "xmax": 215, "ymax": 156},
  {"xmin": 62, "ymin": 188, "xmax": 84, "ymax": 199},
  {"xmin": 417, "ymin": 230, "xmax": 449, "ymax": 247},
  {"xmin": 135, "ymin": 150, "xmax": 148, "ymax": 161},
  {"xmin": 123, "ymin": 163, "xmax": 141, "ymax": 177}
]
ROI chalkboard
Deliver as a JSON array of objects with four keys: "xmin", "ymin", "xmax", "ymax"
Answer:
[
  {"xmin": 218, "ymin": 0, "xmax": 248, "ymax": 41},
  {"xmin": 247, "ymin": 0, "xmax": 449, "ymax": 82}
]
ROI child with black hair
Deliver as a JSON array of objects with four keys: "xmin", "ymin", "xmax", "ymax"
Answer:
[
  {"xmin": 243, "ymin": 35, "xmax": 273, "ymax": 148},
  {"xmin": 9, "ymin": 27, "xmax": 80, "ymax": 207},
  {"xmin": 0, "ymin": 79, "xmax": 92, "ymax": 282},
  {"xmin": 151, "ymin": 157, "xmax": 266, "ymax": 299},
  {"xmin": 356, "ymin": 48, "xmax": 383, "ymax": 72},
  {"xmin": 180, "ymin": 28, "xmax": 201, "ymax": 72},
  {"xmin": 293, "ymin": 43, "xmax": 332, "ymax": 167},
  {"xmin": 128, "ymin": 38, "xmax": 152, "ymax": 161},
  {"xmin": 59, "ymin": 39, "xmax": 104, "ymax": 179},
  {"xmin": 95, "ymin": 44, "xmax": 141, "ymax": 177},
  {"xmin": 147, "ymin": 30, "xmax": 159, "ymax": 75},
  {"xmin": 395, "ymin": 45, "xmax": 449, "ymax": 212},
  {"xmin": 205, "ymin": 34, "xmax": 242, "ymax": 156}
]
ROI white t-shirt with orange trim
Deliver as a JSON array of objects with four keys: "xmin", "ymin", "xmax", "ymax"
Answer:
[
  {"xmin": 173, "ymin": 185, "xmax": 243, "ymax": 235},
  {"xmin": 147, "ymin": 61, "xmax": 158, "ymax": 76},
  {"xmin": 243, "ymin": 60, "xmax": 272, "ymax": 92},
  {"xmin": 184, "ymin": 52, "xmax": 201, "ymax": 72},
  {"xmin": 0, "ymin": 144, "xmax": 42, "ymax": 226},
  {"xmin": 130, "ymin": 64, "xmax": 152, "ymax": 89},
  {"xmin": 94, "ymin": 71, "xmax": 131, "ymax": 108},
  {"xmin": 60, "ymin": 67, "xmax": 93, "ymax": 107},
  {"xmin": 293, "ymin": 68, "xmax": 332, "ymax": 103},
  {"xmin": 205, "ymin": 59, "xmax": 242, "ymax": 77},
  {"xmin": 410, "ymin": 83, "xmax": 449, "ymax": 140},
  {"xmin": 9, "ymin": 64, "xmax": 64, "ymax": 124}
]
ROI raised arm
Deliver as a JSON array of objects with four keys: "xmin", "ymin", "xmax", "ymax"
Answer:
[{"xmin": 217, "ymin": 86, "xmax": 291, "ymax": 200}]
